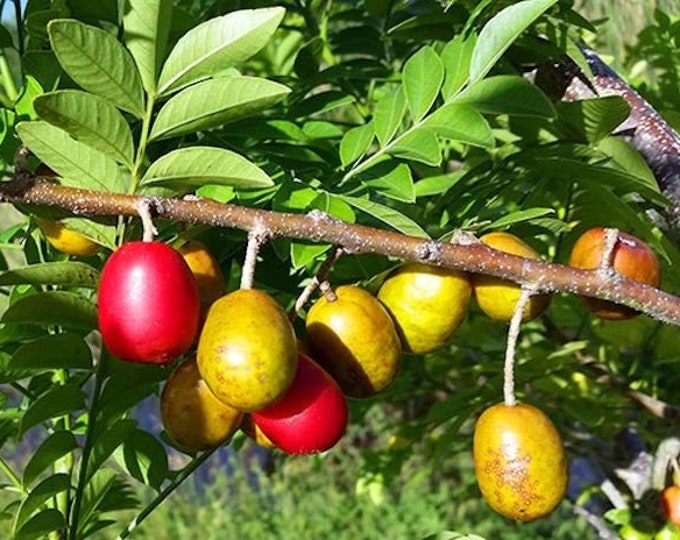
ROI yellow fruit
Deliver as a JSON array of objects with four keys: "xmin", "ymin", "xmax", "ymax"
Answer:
[
  {"xmin": 377, "ymin": 262, "xmax": 471, "ymax": 354},
  {"xmin": 178, "ymin": 240, "xmax": 225, "ymax": 312},
  {"xmin": 197, "ymin": 288, "xmax": 297, "ymax": 412},
  {"xmin": 473, "ymin": 232, "xmax": 551, "ymax": 322},
  {"xmin": 473, "ymin": 402, "xmax": 568, "ymax": 521},
  {"xmin": 160, "ymin": 356, "xmax": 243, "ymax": 452},
  {"xmin": 240, "ymin": 415, "xmax": 277, "ymax": 450},
  {"xmin": 306, "ymin": 285, "xmax": 402, "ymax": 398},
  {"xmin": 35, "ymin": 217, "xmax": 100, "ymax": 257}
]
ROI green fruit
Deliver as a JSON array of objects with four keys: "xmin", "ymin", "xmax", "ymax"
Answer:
[
  {"xmin": 377, "ymin": 262, "xmax": 472, "ymax": 355},
  {"xmin": 306, "ymin": 285, "xmax": 402, "ymax": 398},
  {"xmin": 473, "ymin": 402, "xmax": 567, "ymax": 521},
  {"xmin": 197, "ymin": 288, "xmax": 297, "ymax": 411}
]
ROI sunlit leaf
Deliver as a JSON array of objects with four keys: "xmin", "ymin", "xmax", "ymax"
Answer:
[
  {"xmin": 0, "ymin": 262, "xmax": 99, "ymax": 288},
  {"xmin": 23, "ymin": 432, "xmax": 79, "ymax": 487},
  {"xmin": 423, "ymin": 103, "xmax": 494, "ymax": 147},
  {"xmin": 441, "ymin": 33, "xmax": 477, "ymax": 99},
  {"xmin": 15, "ymin": 474, "xmax": 71, "ymax": 533},
  {"xmin": 402, "ymin": 46, "xmax": 443, "ymax": 122},
  {"xmin": 373, "ymin": 87, "xmax": 406, "ymax": 148},
  {"xmin": 389, "ymin": 127, "xmax": 441, "ymax": 166},
  {"xmin": 360, "ymin": 160, "xmax": 415, "ymax": 202},
  {"xmin": 340, "ymin": 123, "xmax": 375, "ymax": 167}
]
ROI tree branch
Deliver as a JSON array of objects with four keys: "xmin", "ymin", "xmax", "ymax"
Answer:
[{"xmin": 2, "ymin": 177, "xmax": 680, "ymax": 325}]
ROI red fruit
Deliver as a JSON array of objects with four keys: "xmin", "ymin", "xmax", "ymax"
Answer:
[
  {"xmin": 661, "ymin": 485, "xmax": 680, "ymax": 527},
  {"xmin": 98, "ymin": 241, "xmax": 200, "ymax": 364},
  {"xmin": 251, "ymin": 353, "xmax": 348, "ymax": 455},
  {"xmin": 568, "ymin": 227, "xmax": 660, "ymax": 320}
]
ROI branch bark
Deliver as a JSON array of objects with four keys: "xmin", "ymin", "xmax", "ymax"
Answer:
[{"xmin": 2, "ymin": 177, "xmax": 680, "ymax": 326}]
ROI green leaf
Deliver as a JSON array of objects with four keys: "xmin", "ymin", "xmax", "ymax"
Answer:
[
  {"xmin": 157, "ymin": 6, "xmax": 285, "ymax": 96},
  {"xmin": 290, "ymin": 90, "xmax": 354, "ymax": 118},
  {"xmin": 333, "ymin": 193, "xmax": 429, "ymax": 238},
  {"xmin": 14, "ymin": 509, "xmax": 65, "ymax": 540},
  {"xmin": 415, "ymin": 171, "xmax": 466, "ymax": 197},
  {"xmin": 34, "ymin": 90, "xmax": 135, "ymax": 168},
  {"xmin": 149, "ymin": 76, "xmax": 291, "ymax": 141},
  {"xmin": 19, "ymin": 384, "xmax": 86, "ymax": 437},
  {"xmin": 0, "ymin": 261, "xmax": 99, "ymax": 288},
  {"xmin": 360, "ymin": 160, "xmax": 415, "ymax": 202},
  {"xmin": 120, "ymin": 430, "xmax": 168, "ymax": 491},
  {"xmin": 485, "ymin": 208, "xmax": 555, "ymax": 229},
  {"xmin": 2, "ymin": 291, "xmax": 97, "ymax": 330},
  {"xmin": 469, "ymin": 0, "xmax": 558, "ymax": 84},
  {"xmin": 596, "ymin": 136, "xmax": 656, "ymax": 187},
  {"xmin": 340, "ymin": 123, "xmax": 375, "ymax": 167},
  {"xmin": 441, "ymin": 33, "xmax": 477, "ymax": 100},
  {"xmin": 15, "ymin": 76, "xmax": 44, "ymax": 120},
  {"xmin": 402, "ymin": 46, "xmax": 443, "ymax": 122},
  {"xmin": 47, "ymin": 19, "xmax": 145, "ymax": 116},
  {"xmin": 78, "ymin": 468, "xmax": 137, "ymax": 534},
  {"xmin": 389, "ymin": 127, "xmax": 441, "ymax": 166},
  {"xmin": 423, "ymin": 103, "xmax": 494, "ymax": 147},
  {"xmin": 15, "ymin": 474, "xmax": 71, "ymax": 533},
  {"xmin": 123, "ymin": 0, "xmax": 173, "ymax": 93},
  {"xmin": 10, "ymin": 334, "xmax": 92, "ymax": 372},
  {"xmin": 16, "ymin": 121, "xmax": 130, "ymax": 193},
  {"xmin": 454, "ymin": 75, "xmax": 555, "ymax": 117},
  {"xmin": 556, "ymin": 96, "xmax": 631, "ymax": 143},
  {"xmin": 23, "ymin": 432, "xmax": 79, "ymax": 487},
  {"xmin": 373, "ymin": 87, "xmax": 406, "ymax": 147},
  {"xmin": 291, "ymin": 243, "xmax": 331, "ymax": 271},
  {"xmin": 85, "ymin": 419, "xmax": 137, "ymax": 483},
  {"xmin": 140, "ymin": 147, "xmax": 273, "ymax": 194}
]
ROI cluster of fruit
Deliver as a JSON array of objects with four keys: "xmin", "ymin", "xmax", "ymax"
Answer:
[{"xmin": 42, "ymin": 216, "xmax": 662, "ymax": 522}]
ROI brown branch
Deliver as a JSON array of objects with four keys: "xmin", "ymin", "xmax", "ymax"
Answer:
[{"xmin": 2, "ymin": 178, "xmax": 680, "ymax": 325}]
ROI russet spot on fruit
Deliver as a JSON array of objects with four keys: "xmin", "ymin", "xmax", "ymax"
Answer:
[
  {"xmin": 472, "ymin": 232, "xmax": 551, "ymax": 323},
  {"xmin": 197, "ymin": 288, "xmax": 298, "ymax": 412},
  {"xmin": 568, "ymin": 227, "xmax": 660, "ymax": 320},
  {"xmin": 178, "ymin": 240, "xmax": 225, "ymax": 314},
  {"xmin": 473, "ymin": 402, "xmax": 568, "ymax": 521},
  {"xmin": 98, "ymin": 241, "xmax": 200, "ymax": 364},
  {"xmin": 251, "ymin": 353, "xmax": 348, "ymax": 455},
  {"xmin": 161, "ymin": 356, "xmax": 243, "ymax": 453},
  {"xmin": 305, "ymin": 285, "xmax": 402, "ymax": 398},
  {"xmin": 377, "ymin": 262, "xmax": 472, "ymax": 355},
  {"xmin": 36, "ymin": 217, "xmax": 101, "ymax": 257}
]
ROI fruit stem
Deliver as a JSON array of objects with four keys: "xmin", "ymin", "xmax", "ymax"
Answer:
[
  {"xmin": 289, "ymin": 246, "xmax": 343, "ymax": 319},
  {"xmin": 503, "ymin": 288, "xmax": 534, "ymax": 407},
  {"xmin": 319, "ymin": 279, "xmax": 337, "ymax": 302},
  {"xmin": 240, "ymin": 221, "xmax": 269, "ymax": 290},
  {"xmin": 135, "ymin": 199, "xmax": 158, "ymax": 242},
  {"xmin": 598, "ymin": 228, "xmax": 619, "ymax": 272}
]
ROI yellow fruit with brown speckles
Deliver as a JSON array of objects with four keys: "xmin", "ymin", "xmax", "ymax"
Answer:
[
  {"xmin": 178, "ymin": 240, "xmax": 225, "ymax": 313},
  {"xmin": 197, "ymin": 289, "xmax": 297, "ymax": 412},
  {"xmin": 473, "ymin": 402, "xmax": 567, "ymax": 521},
  {"xmin": 161, "ymin": 356, "xmax": 243, "ymax": 452},
  {"xmin": 306, "ymin": 285, "xmax": 401, "ymax": 398},
  {"xmin": 36, "ymin": 217, "xmax": 101, "ymax": 257},
  {"xmin": 473, "ymin": 232, "xmax": 551, "ymax": 322},
  {"xmin": 377, "ymin": 262, "xmax": 471, "ymax": 354}
]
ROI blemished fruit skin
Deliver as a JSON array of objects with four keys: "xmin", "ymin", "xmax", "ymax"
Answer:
[
  {"xmin": 473, "ymin": 232, "xmax": 551, "ymax": 322},
  {"xmin": 161, "ymin": 356, "xmax": 243, "ymax": 452},
  {"xmin": 98, "ymin": 241, "xmax": 200, "ymax": 364},
  {"xmin": 377, "ymin": 262, "xmax": 472, "ymax": 355},
  {"xmin": 178, "ymin": 240, "xmax": 225, "ymax": 313},
  {"xmin": 36, "ymin": 217, "xmax": 101, "ymax": 257},
  {"xmin": 252, "ymin": 353, "xmax": 348, "ymax": 455},
  {"xmin": 473, "ymin": 402, "xmax": 568, "ymax": 521},
  {"xmin": 197, "ymin": 288, "xmax": 298, "ymax": 412},
  {"xmin": 568, "ymin": 227, "xmax": 660, "ymax": 320},
  {"xmin": 661, "ymin": 485, "xmax": 680, "ymax": 527},
  {"xmin": 305, "ymin": 285, "xmax": 402, "ymax": 398}
]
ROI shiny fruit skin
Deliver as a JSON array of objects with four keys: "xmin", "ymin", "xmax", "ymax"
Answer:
[
  {"xmin": 197, "ymin": 288, "xmax": 297, "ymax": 412},
  {"xmin": 568, "ymin": 227, "xmax": 660, "ymax": 320},
  {"xmin": 306, "ymin": 285, "xmax": 402, "ymax": 398},
  {"xmin": 655, "ymin": 522, "xmax": 680, "ymax": 540},
  {"xmin": 473, "ymin": 402, "xmax": 568, "ymax": 521},
  {"xmin": 377, "ymin": 262, "xmax": 471, "ymax": 354},
  {"xmin": 161, "ymin": 356, "xmax": 243, "ymax": 452},
  {"xmin": 661, "ymin": 486, "xmax": 680, "ymax": 527},
  {"xmin": 252, "ymin": 353, "xmax": 348, "ymax": 455},
  {"xmin": 178, "ymin": 240, "xmax": 225, "ymax": 313},
  {"xmin": 98, "ymin": 241, "xmax": 200, "ymax": 364},
  {"xmin": 473, "ymin": 232, "xmax": 551, "ymax": 322},
  {"xmin": 241, "ymin": 415, "xmax": 277, "ymax": 449},
  {"xmin": 36, "ymin": 217, "xmax": 100, "ymax": 257}
]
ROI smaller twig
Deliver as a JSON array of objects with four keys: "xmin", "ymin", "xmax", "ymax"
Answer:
[
  {"xmin": 134, "ymin": 199, "xmax": 157, "ymax": 242},
  {"xmin": 503, "ymin": 288, "xmax": 534, "ymax": 406},
  {"xmin": 290, "ymin": 247, "xmax": 343, "ymax": 320},
  {"xmin": 598, "ymin": 228, "xmax": 619, "ymax": 273},
  {"xmin": 318, "ymin": 279, "xmax": 337, "ymax": 302},
  {"xmin": 240, "ymin": 220, "xmax": 269, "ymax": 290}
]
